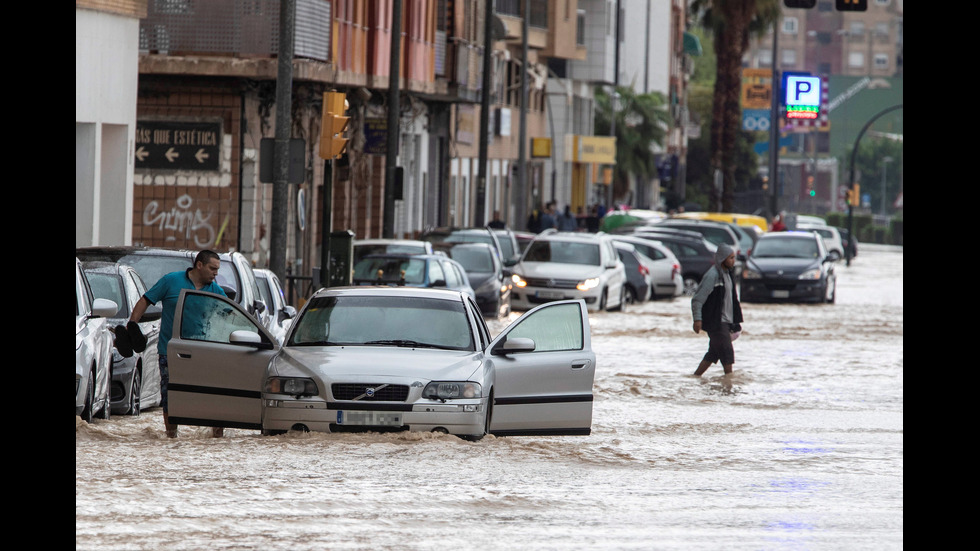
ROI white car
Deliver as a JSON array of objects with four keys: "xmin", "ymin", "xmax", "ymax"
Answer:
[
  {"xmin": 509, "ymin": 230, "xmax": 628, "ymax": 312},
  {"xmin": 254, "ymin": 269, "xmax": 297, "ymax": 344},
  {"xmin": 797, "ymin": 224, "xmax": 845, "ymax": 260},
  {"xmin": 165, "ymin": 286, "xmax": 596, "ymax": 440},
  {"xmin": 612, "ymin": 235, "xmax": 684, "ymax": 299},
  {"xmin": 76, "ymin": 258, "xmax": 118, "ymax": 423}
]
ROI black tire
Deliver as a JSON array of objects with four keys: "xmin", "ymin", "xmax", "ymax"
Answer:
[
  {"xmin": 461, "ymin": 391, "xmax": 493, "ymax": 442},
  {"xmin": 81, "ymin": 372, "xmax": 95, "ymax": 423},
  {"xmin": 599, "ymin": 289, "xmax": 608, "ymax": 311},
  {"xmin": 128, "ymin": 369, "xmax": 142, "ymax": 416}
]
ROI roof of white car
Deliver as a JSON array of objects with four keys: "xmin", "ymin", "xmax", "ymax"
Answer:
[{"xmin": 311, "ymin": 285, "xmax": 466, "ymax": 301}]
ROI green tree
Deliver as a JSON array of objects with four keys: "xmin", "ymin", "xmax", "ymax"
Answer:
[
  {"xmin": 844, "ymin": 137, "xmax": 903, "ymax": 215},
  {"xmin": 594, "ymin": 86, "xmax": 671, "ymax": 203},
  {"xmin": 692, "ymin": 0, "xmax": 780, "ymax": 212}
]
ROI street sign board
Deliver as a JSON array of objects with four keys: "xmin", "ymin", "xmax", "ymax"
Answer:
[{"xmin": 135, "ymin": 120, "xmax": 221, "ymax": 171}]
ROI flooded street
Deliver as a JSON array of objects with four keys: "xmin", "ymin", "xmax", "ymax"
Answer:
[{"xmin": 76, "ymin": 244, "xmax": 902, "ymax": 550}]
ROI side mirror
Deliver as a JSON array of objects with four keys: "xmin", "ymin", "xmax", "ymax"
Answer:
[
  {"xmin": 222, "ymin": 286, "xmax": 238, "ymax": 301},
  {"xmin": 282, "ymin": 305, "xmax": 297, "ymax": 319},
  {"xmin": 229, "ymin": 330, "xmax": 273, "ymax": 349},
  {"xmin": 91, "ymin": 298, "xmax": 118, "ymax": 318},
  {"xmin": 491, "ymin": 337, "xmax": 536, "ymax": 356},
  {"xmin": 431, "ymin": 279, "xmax": 448, "ymax": 288},
  {"xmin": 254, "ymin": 299, "xmax": 267, "ymax": 315}
]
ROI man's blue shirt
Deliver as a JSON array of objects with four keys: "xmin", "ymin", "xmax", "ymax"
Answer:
[{"xmin": 144, "ymin": 269, "xmax": 227, "ymax": 355}]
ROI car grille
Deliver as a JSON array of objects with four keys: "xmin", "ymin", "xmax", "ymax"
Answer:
[
  {"xmin": 331, "ymin": 383, "xmax": 410, "ymax": 402},
  {"xmin": 523, "ymin": 277, "xmax": 579, "ymax": 289}
]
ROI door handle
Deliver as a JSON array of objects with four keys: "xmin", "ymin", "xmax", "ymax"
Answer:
[
  {"xmin": 571, "ymin": 360, "xmax": 591, "ymax": 370},
  {"xmin": 177, "ymin": 353, "xmax": 192, "ymax": 359}
]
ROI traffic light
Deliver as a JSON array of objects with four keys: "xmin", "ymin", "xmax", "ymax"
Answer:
[
  {"xmin": 806, "ymin": 175, "xmax": 815, "ymax": 197},
  {"xmin": 784, "ymin": 0, "xmax": 816, "ymax": 8},
  {"xmin": 846, "ymin": 184, "xmax": 861, "ymax": 207},
  {"xmin": 835, "ymin": 0, "xmax": 867, "ymax": 11},
  {"xmin": 319, "ymin": 91, "xmax": 349, "ymax": 160}
]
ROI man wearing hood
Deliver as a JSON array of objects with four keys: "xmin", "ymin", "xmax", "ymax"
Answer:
[{"xmin": 690, "ymin": 243, "xmax": 743, "ymax": 376}]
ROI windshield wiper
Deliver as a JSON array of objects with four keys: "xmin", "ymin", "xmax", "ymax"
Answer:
[{"xmin": 365, "ymin": 339, "xmax": 446, "ymax": 349}]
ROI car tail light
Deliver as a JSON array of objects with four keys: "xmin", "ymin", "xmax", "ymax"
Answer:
[
  {"xmin": 638, "ymin": 265, "xmax": 649, "ymax": 276},
  {"xmin": 671, "ymin": 263, "xmax": 680, "ymax": 279}
]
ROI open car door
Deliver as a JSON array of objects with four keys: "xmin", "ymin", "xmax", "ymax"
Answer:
[
  {"xmin": 167, "ymin": 289, "xmax": 279, "ymax": 431},
  {"xmin": 487, "ymin": 299, "xmax": 595, "ymax": 436}
]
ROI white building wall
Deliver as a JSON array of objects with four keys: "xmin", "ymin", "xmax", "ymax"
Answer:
[
  {"xmin": 76, "ymin": 8, "xmax": 140, "ymax": 246},
  {"xmin": 620, "ymin": 0, "xmax": 672, "ymax": 96}
]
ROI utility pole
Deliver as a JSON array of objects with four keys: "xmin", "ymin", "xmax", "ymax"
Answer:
[
  {"xmin": 383, "ymin": 0, "xmax": 403, "ymax": 238},
  {"xmin": 270, "ymin": 0, "xmax": 295, "ymax": 282},
  {"xmin": 477, "ymin": 0, "xmax": 494, "ymax": 227},
  {"xmin": 516, "ymin": 0, "xmax": 528, "ymax": 229},
  {"xmin": 767, "ymin": 19, "xmax": 780, "ymax": 221}
]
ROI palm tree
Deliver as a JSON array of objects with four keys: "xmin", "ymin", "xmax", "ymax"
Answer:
[
  {"xmin": 693, "ymin": 0, "xmax": 780, "ymax": 212},
  {"xmin": 594, "ymin": 86, "xmax": 671, "ymax": 204}
]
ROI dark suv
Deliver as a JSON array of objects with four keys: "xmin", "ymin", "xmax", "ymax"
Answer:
[{"xmin": 75, "ymin": 246, "xmax": 269, "ymax": 330}]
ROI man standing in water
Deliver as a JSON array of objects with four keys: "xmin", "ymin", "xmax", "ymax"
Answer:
[
  {"xmin": 123, "ymin": 250, "xmax": 228, "ymax": 437},
  {"xmin": 690, "ymin": 243, "xmax": 743, "ymax": 376}
]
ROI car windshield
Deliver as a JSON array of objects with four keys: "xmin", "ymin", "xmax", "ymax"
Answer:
[
  {"xmin": 289, "ymin": 295, "xmax": 473, "ymax": 350},
  {"xmin": 752, "ymin": 237, "xmax": 820, "ymax": 259},
  {"xmin": 353, "ymin": 257, "xmax": 427, "ymax": 284},
  {"xmin": 449, "ymin": 247, "xmax": 494, "ymax": 272},
  {"xmin": 524, "ymin": 241, "xmax": 600, "ymax": 265},
  {"xmin": 84, "ymin": 272, "xmax": 129, "ymax": 317}
]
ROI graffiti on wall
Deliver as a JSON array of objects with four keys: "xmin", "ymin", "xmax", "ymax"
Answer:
[{"xmin": 142, "ymin": 193, "xmax": 216, "ymax": 248}]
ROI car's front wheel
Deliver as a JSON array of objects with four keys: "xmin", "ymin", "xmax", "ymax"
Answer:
[
  {"xmin": 461, "ymin": 393, "xmax": 493, "ymax": 442},
  {"xmin": 81, "ymin": 371, "xmax": 95, "ymax": 423}
]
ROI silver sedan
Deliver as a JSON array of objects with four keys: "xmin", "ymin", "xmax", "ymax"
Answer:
[{"xmin": 165, "ymin": 286, "xmax": 596, "ymax": 440}]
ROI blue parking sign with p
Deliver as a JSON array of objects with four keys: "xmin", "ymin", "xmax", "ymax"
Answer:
[{"xmin": 786, "ymin": 76, "xmax": 821, "ymax": 106}]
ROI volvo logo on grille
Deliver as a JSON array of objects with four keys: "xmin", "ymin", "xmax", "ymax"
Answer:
[
  {"xmin": 548, "ymin": 279, "xmax": 556, "ymax": 287},
  {"xmin": 365, "ymin": 387, "xmax": 376, "ymax": 398}
]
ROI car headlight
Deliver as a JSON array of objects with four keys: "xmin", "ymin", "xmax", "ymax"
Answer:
[
  {"xmin": 422, "ymin": 381, "xmax": 482, "ymax": 400},
  {"xmin": 576, "ymin": 277, "xmax": 600, "ymax": 291},
  {"xmin": 265, "ymin": 377, "xmax": 319, "ymax": 397},
  {"xmin": 741, "ymin": 268, "xmax": 762, "ymax": 279},
  {"xmin": 798, "ymin": 268, "xmax": 822, "ymax": 280},
  {"xmin": 511, "ymin": 273, "xmax": 527, "ymax": 288}
]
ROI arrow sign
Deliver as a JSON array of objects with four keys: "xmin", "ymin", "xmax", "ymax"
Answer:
[{"xmin": 135, "ymin": 120, "xmax": 221, "ymax": 171}]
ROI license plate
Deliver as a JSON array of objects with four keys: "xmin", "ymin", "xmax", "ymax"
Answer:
[
  {"xmin": 536, "ymin": 290, "xmax": 564, "ymax": 299},
  {"xmin": 772, "ymin": 290, "xmax": 790, "ymax": 298},
  {"xmin": 336, "ymin": 410, "xmax": 403, "ymax": 426}
]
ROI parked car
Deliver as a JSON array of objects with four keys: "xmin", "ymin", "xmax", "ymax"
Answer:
[
  {"xmin": 75, "ymin": 246, "xmax": 270, "ymax": 332},
  {"xmin": 740, "ymin": 231, "xmax": 838, "ymax": 303},
  {"xmin": 352, "ymin": 253, "xmax": 476, "ymax": 302},
  {"xmin": 81, "ymin": 261, "xmax": 163, "ymax": 415},
  {"xmin": 797, "ymin": 224, "xmax": 845, "ymax": 260},
  {"xmin": 420, "ymin": 227, "xmax": 509, "ymax": 266},
  {"xmin": 76, "ymin": 258, "xmax": 117, "ymax": 423},
  {"xmin": 440, "ymin": 242, "xmax": 512, "ymax": 318},
  {"xmin": 655, "ymin": 218, "xmax": 743, "ymax": 254},
  {"xmin": 352, "ymin": 239, "xmax": 434, "ymax": 266},
  {"xmin": 165, "ymin": 286, "xmax": 596, "ymax": 440},
  {"xmin": 254, "ymin": 268, "xmax": 298, "ymax": 344},
  {"xmin": 610, "ymin": 235, "xmax": 683, "ymax": 300},
  {"xmin": 509, "ymin": 230, "xmax": 627, "ymax": 312},
  {"xmin": 631, "ymin": 230, "xmax": 718, "ymax": 296},
  {"xmin": 613, "ymin": 241, "xmax": 651, "ymax": 304}
]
